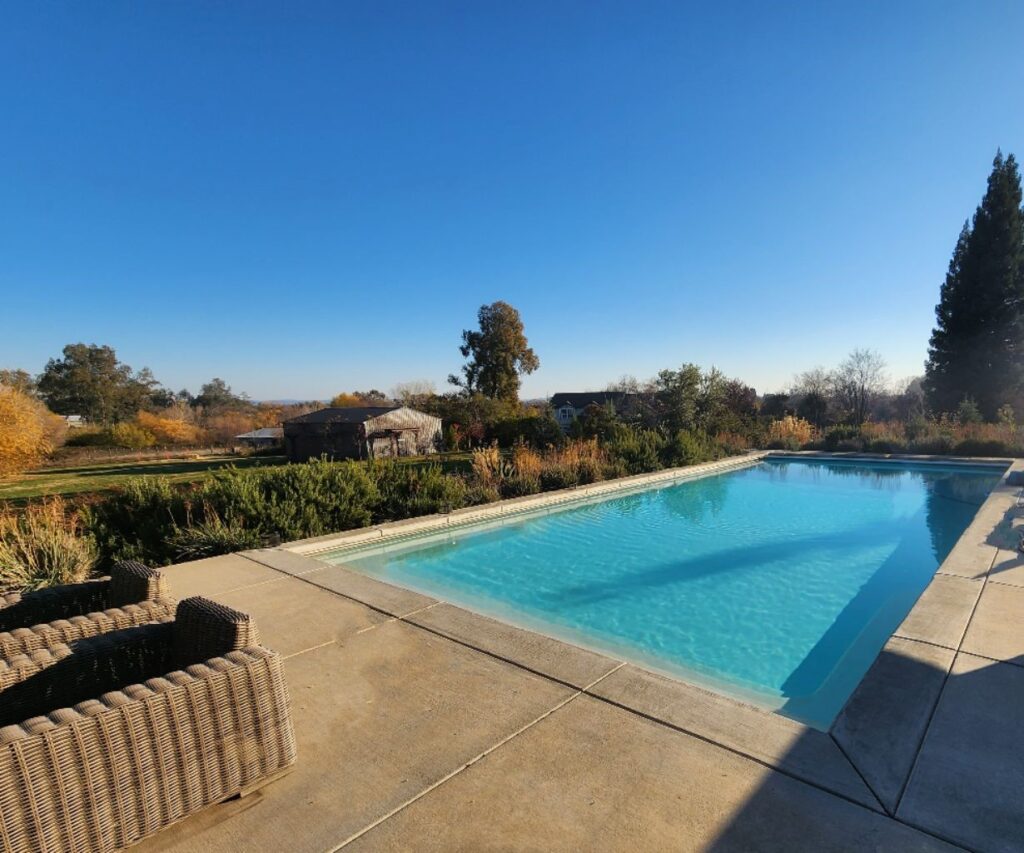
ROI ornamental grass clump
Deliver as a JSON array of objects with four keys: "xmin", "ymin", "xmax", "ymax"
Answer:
[
  {"xmin": 503, "ymin": 444, "xmax": 542, "ymax": 496},
  {"xmin": 767, "ymin": 415, "xmax": 815, "ymax": 450},
  {"xmin": 167, "ymin": 505, "xmax": 264, "ymax": 562},
  {"xmin": 470, "ymin": 445, "xmax": 509, "ymax": 489},
  {"xmin": 0, "ymin": 498, "xmax": 97, "ymax": 590},
  {"xmin": 545, "ymin": 439, "xmax": 606, "ymax": 486}
]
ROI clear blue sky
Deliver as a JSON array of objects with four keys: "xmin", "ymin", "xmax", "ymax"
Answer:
[{"xmin": 2, "ymin": 2, "xmax": 1023, "ymax": 401}]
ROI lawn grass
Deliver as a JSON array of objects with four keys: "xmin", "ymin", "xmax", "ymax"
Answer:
[
  {"xmin": 0, "ymin": 456, "xmax": 288, "ymax": 502},
  {"xmin": 0, "ymin": 451, "xmax": 477, "ymax": 503}
]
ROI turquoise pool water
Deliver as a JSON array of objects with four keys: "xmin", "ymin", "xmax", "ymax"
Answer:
[{"xmin": 322, "ymin": 458, "xmax": 1002, "ymax": 728}]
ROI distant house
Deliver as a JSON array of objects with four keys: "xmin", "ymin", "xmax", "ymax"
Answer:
[
  {"xmin": 235, "ymin": 427, "xmax": 284, "ymax": 449},
  {"xmin": 549, "ymin": 392, "xmax": 636, "ymax": 430},
  {"xmin": 64, "ymin": 415, "xmax": 86, "ymax": 429},
  {"xmin": 283, "ymin": 406, "xmax": 442, "ymax": 462}
]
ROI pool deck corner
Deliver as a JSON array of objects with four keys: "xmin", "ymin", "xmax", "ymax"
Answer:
[{"xmin": 140, "ymin": 453, "xmax": 1024, "ymax": 852}]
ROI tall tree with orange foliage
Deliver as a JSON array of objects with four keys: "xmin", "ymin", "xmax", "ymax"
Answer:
[{"xmin": 0, "ymin": 387, "xmax": 52, "ymax": 475}]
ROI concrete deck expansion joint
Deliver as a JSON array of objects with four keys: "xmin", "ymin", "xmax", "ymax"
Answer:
[
  {"xmin": 330, "ymin": 661, "xmax": 629, "ymax": 851},
  {"xmin": 140, "ymin": 453, "xmax": 1023, "ymax": 853}
]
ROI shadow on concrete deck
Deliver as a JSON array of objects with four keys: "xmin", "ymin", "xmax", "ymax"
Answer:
[{"xmin": 711, "ymin": 648, "xmax": 1024, "ymax": 852}]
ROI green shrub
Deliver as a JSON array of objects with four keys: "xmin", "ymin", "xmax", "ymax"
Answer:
[
  {"xmin": 87, "ymin": 461, "xmax": 380, "ymax": 567},
  {"xmin": 765, "ymin": 436, "xmax": 803, "ymax": 451},
  {"xmin": 867, "ymin": 438, "xmax": 897, "ymax": 453},
  {"xmin": 539, "ymin": 464, "xmax": 579, "ymax": 491},
  {"xmin": 956, "ymin": 397, "xmax": 984, "ymax": 425},
  {"xmin": 904, "ymin": 415, "xmax": 931, "ymax": 442},
  {"xmin": 661, "ymin": 430, "xmax": 720, "ymax": 467},
  {"xmin": 575, "ymin": 456, "xmax": 603, "ymax": 485},
  {"xmin": 605, "ymin": 427, "xmax": 664, "ymax": 475},
  {"xmin": 835, "ymin": 438, "xmax": 865, "ymax": 452},
  {"xmin": 601, "ymin": 459, "xmax": 629, "ymax": 480},
  {"xmin": 490, "ymin": 414, "xmax": 564, "ymax": 448},
  {"xmin": 500, "ymin": 473, "xmax": 542, "ymax": 498},
  {"xmin": 568, "ymin": 403, "xmax": 621, "ymax": 442},
  {"xmin": 370, "ymin": 461, "xmax": 468, "ymax": 520},
  {"xmin": 909, "ymin": 434, "xmax": 955, "ymax": 455},
  {"xmin": 201, "ymin": 461, "xmax": 379, "ymax": 540},
  {"xmin": 85, "ymin": 476, "xmax": 185, "ymax": 566},
  {"xmin": 824, "ymin": 425, "xmax": 861, "ymax": 451},
  {"xmin": 464, "ymin": 483, "xmax": 501, "ymax": 505},
  {"xmin": 109, "ymin": 422, "xmax": 157, "ymax": 449},
  {"xmin": 952, "ymin": 438, "xmax": 1015, "ymax": 457}
]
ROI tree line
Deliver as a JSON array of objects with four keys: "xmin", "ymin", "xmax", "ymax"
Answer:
[
  {"xmin": 1, "ymin": 347, "xmax": 260, "ymax": 426},
  {"xmin": 2, "ymin": 150, "xmax": 1021, "ymax": 473}
]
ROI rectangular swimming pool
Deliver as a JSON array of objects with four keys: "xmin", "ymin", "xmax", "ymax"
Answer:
[{"xmin": 319, "ymin": 457, "xmax": 1003, "ymax": 729}]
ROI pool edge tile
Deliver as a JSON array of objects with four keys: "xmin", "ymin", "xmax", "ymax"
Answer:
[
  {"xmin": 404, "ymin": 602, "xmax": 623, "ymax": 689},
  {"xmin": 244, "ymin": 548, "xmax": 437, "ymax": 617},
  {"xmin": 894, "ymin": 574, "xmax": 983, "ymax": 650},
  {"xmin": 281, "ymin": 453, "xmax": 768, "ymax": 558}
]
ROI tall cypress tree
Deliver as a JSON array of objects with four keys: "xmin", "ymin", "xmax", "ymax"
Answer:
[{"xmin": 925, "ymin": 151, "xmax": 1024, "ymax": 418}]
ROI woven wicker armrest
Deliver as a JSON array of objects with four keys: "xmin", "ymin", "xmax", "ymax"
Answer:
[
  {"xmin": 0, "ymin": 580, "xmax": 109, "ymax": 632},
  {"xmin": 0, "ymin": 598, "xmax": 257, "ymax": 727},
  {"xmin": 0, "ymin": 599, "xmax": 176, "ymax": 660},
  {"xmin": 0, "ymin": 645, "xmax": 297, "ymax": 852},
  {"xmin": 0, "ymin": 622, "xmax": 177, "ymax": 728},
  {"xmin": 0, "ymin": 561, "xmax": 172, "ymax": 634},
  {"xmin": 172, "ymin": 596, "xmax": 261, "ymax": 667}
]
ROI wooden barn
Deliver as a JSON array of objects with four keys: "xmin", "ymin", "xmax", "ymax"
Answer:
[{"xmin": 283, "ymin": 406, "xmax": 442, "ymax": 462}]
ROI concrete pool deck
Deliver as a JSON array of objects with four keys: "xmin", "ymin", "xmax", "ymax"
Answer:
[{"xmin": 137, "ymin": 454, "xmax": 1024, "ymax": 852}]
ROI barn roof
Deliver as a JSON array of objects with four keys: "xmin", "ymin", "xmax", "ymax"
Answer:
[
  {"xmin": 284, "ymin": 406, "xmax": 399, "ymax": 425},
  {"xmin": 235, "ymin": 427, "xmax": 284, "ymax": 439},
  {"xmin": 550, "ymin": 392, "xmax": 630, "ymax": 409}
]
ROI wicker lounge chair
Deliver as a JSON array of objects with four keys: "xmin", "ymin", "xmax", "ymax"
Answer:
[
  {"xmin": 0, "ymin": 596, "xmax": 297, "ymax": 852},
  {"xmin": 0, "ymin": 560, "xmax": 174, "ymax": 660}
]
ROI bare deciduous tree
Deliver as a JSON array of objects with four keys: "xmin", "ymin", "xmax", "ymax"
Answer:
[
  {"xmin": 392, "ymin": 379, "xmax": 436, "ymax": 406},
  {"xmin": 791, "ymin": 367, "xmax": 831, "ymax": 397},
  {"xmin": 831, "ymin": 349, "xmax": 887, "ymax": 425},
  {"xmin": 606, "ymin": 375, "xmax": 644, "ymax": 393}
]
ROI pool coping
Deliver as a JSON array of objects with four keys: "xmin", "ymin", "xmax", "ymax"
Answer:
[
  {"xmin": 256, "ymin": 450, "xmax": 1022, "ymax": 821},
  {"xmin": 285, "ymin": 451, "xmax": 769, "ymax": 556}
]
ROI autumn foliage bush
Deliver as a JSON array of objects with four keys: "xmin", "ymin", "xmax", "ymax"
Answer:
[
  {"xmin": 135, "ymin": 410, "xmax": 206, "ymax": 445},
  {"xmin": 0, "ymin": 386, "xmax": 60, "ymax": 475},
  {"xmin": 470, "ymin": 440, "xmax": 608, "ymax": 498},
  {"xmin": 804, "ymin": 417, "xmax": 1024, "ymax": 456}
]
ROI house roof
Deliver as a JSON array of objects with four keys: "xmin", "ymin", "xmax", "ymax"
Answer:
[
  {"xmin": 550, "ymin": 392, "xmax": 630, "ymax": 410},
  {"xmin": 284, "ymin": 406, "xmax": 400, "ymax": 425},
  {"xmin": 235, "ymin": 427, "xmax": 284, "ymax": 439}
]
